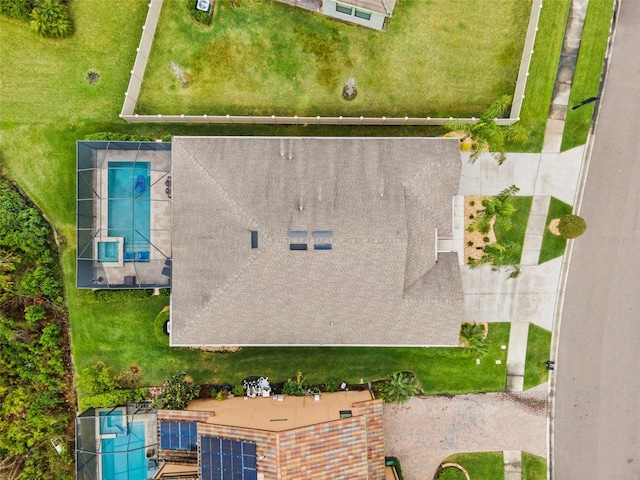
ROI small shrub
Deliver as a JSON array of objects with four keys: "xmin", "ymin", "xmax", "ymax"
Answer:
[
  {"xmin": 24, "ymin": 304, "xmax": 47, "ymax": 327},
  {"xmin": 483, "ymin": 236, "xmax": 490, "ymax": 243},
  {"xmin": 282, "ymin": 379, "xmax": 306, "ymax": 396},
  {"xmin": 467, "ymin": 241, "xmax": 473, "ymax": 247},
  {"xmin": 469, "ymin": 200, "xmax": 475, "ymax": 206},
  {"xmin": 469, "ymin": 214, "xmax": 474, "ymax": 219},
  {"xmin": 324, "ymin": 378, "xmax": 340, "ymax": 392},
  {"xmin": 216, "ymin": 390, "xmax": 225, "ymax": 402},
  {"xmin": 558, "ymin": 214, "xmax": 587, "ymax": 238},
  {"xmin": 30, "ymin": 0, "xmax": 73, "ymax": 38},
  {"xmin": 232, "ymin": 385, "xmax": 245, "ymax": 396}
]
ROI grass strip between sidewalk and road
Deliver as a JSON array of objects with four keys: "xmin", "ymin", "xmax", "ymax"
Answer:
[
  {"xmin": 561, "ymin": 0, "xmax": 615, "ymax": 151},
  {"xmin": 524, "ymin": 324, "xmax": 552, "ymax": 390},
  {"xmin": 539, "ymin": 196, "xmax": 573, "ymax": 264},
  {"xmin": 522, "ymin": 452, "xmax": 547, "ymax": 480}
]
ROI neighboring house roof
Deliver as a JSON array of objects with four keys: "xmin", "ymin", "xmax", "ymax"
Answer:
[
  {"xmin": 170, "ymin": 137, "xmax": 463, "ymax": 347},
  {"xmin": 341, "ymin": 0, "xmax": 397, "ymax": 16},
  {"xmin": 157, "ymin": 391, "xmax": 385, "ymax": 479}
]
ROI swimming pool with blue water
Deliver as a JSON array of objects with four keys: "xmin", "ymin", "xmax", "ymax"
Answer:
[
  {"xmin": 101, "ymin": 421, "xmax": 148, "ymax": 480},
  {"xmin": 108, "ymin": 162, "xmax": 150, "ymax": 257}
]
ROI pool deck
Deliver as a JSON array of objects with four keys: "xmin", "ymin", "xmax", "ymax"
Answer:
[{"xmin": 93, "ymin": 148, "xmax": 172, "ymax": 287}]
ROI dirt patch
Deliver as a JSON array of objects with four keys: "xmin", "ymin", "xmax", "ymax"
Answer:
[
  {"xmin": 549, "ymin": 218, "xmax": 561, "ymax": 235},
  {"xmin": 464, "ymin": 196, "xmax": 496, "ymax": 263},
  {"xmin": 86, "ymin": 70, "xmax": 100, "ymax": 84}
]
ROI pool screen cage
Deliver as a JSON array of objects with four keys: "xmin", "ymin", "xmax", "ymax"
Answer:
[
  {"xmin": 76, "ymin": 405, "xmax": 159, "ymax": 480},
  {"xmin": 77, "ymin": 141, "xmax": 172, "ymax": 289}
]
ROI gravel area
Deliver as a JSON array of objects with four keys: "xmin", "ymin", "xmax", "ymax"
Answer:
[{"xmin": 383, "ymin": 384, "xmax": 548, "ymax": 479}]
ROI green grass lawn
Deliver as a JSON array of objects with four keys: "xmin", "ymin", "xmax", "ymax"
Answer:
[
  {"xmin": 522, "ymin": 452, "xmax": 547, "ymax": 480},
  {"xmin": 523, "ymin": 324, "xmax": 551, "ymax": 390},
  {"xmin": 494, "ymin": 196, "xmax": 534, "ymax": 263},
  {"xmin": 561, "ymin": 0, "xmax": 614, "ymax": 151},
  {"xmin": 443, "ymin": 452, "xmax": 505, "ymax": 479},
  {"xmin": 66, "ymin": 243, "xmax": 510, "ymax": 395},
  {"xmin": 137, "ymin": 0, "xmax": 531, "ymax": 117},
  {"xmin": 539, "ymin": 196, "xmax": 573, "ymax": 264},
  {"xmin": 507, "ymin": 0, "xmax": 570, "ymax": 152},
  {"xmin": 1, "ymin": 0, "xmax": 576, "ymax": 408}
]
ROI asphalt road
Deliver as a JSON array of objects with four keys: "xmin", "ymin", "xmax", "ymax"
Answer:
[{"xmin": 553, "ymin": 1, "xmax": 640, "ymax": 478}]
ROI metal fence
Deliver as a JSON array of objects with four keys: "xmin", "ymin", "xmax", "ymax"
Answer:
[{"xmin": 120, "ymin": 0, "xmax": 543, "ymax": 126}]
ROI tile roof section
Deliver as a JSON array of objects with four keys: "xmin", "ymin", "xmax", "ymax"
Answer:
[{"xmin": 171, "ymin": 137, "xmax": 462, "ymax": 346}]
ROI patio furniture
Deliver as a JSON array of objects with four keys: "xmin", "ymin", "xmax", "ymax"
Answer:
[
  {"xmin": 124, "ymin": 251, "xmax": 134, "ymax": 262},
  {"xmin": 161, "ymin": 266, "xmax": 171, "ymax": 277},
  {"xmin": 137, "ymin": 251, "xmax": 150, "ymax": 261},
  {"xmin": 124, "ymin": 276, "xmax": 136, "ymax": 286}
]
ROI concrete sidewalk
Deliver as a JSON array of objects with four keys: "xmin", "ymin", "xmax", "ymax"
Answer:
[{"xmin": 457, "ymin": 146, "xmax": 584, "ymax": 331}]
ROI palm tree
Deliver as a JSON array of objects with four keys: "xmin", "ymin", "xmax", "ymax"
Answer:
[
  {"xmin": 376, "ymin": 372, "xmax": 422, "ymax": 404},
  {"xmin": 460, "ymin": 322, "xmax": 489, "ymax": 357},
  {"xmin": 468, "ymin": 185, "xmax": 520, "ymax": 234},
  {"xmin": 445, "ymin": 95, "xmax": 529, "ymax": 165},
  {"xmin": 468, "ymin": 242, "xmax": 520, "ymax": 270}
]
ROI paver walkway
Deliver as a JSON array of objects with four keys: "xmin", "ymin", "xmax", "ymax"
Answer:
[{"xmin": 383, "ymin": 384, "xmax": 548, "ymax": 480}]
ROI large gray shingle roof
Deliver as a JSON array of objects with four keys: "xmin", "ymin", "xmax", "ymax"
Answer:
[{"xmin": 170, "ymin": 137, "xmax": 463, "ymax": 346}]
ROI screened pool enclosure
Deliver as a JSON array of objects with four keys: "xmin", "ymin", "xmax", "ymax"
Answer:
[
  {"xmin": 77, "ymin": 141, "xmax": 172, "ymax": 289},
  {"xmin": 76, "ymin": 406, "xmax": 159, "ymax": 480}
]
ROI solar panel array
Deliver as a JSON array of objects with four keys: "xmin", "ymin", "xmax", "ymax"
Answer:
[
  {"xmin": 201, "ymin": 436, "xmax": 258, "ymax": 480},
  {"xmin": 159, "ymin": 421, "xmax": 197, "ymax": 451}
]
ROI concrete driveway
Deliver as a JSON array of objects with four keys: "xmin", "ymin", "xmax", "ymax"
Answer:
[{"xmin": 383, "ymin": 384, "xmax": 548, "ymax": 480}]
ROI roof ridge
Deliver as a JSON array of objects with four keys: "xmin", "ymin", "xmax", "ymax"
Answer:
[{"xmin": 178, "ymin": 140, "xmax": 261, "ymax": 231}]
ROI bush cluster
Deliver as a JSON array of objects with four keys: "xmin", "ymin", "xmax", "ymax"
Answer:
[
  {"xmin": 88, "ymin": 288, "xmax": 154, "ymax": 302},
  {"xmin": 77, "ymin": 362, "xmax": 147, "ymax": 410},
  {"xmin": 30, "ymin": 0, "xmax": 73, "ymax": 38},
  {"xmin": 0, "ymin": 178, "xmax": 73, "ymax": 478},
  {"xmin": 84, "ymin": 132, "xmax": 156, "ymax": 142}
]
